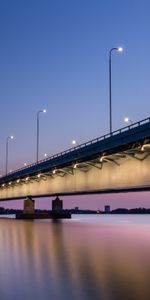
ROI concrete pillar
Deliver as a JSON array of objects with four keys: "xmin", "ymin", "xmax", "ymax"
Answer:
[
  {"xmin": 52, "ymin": 196, "xmax": 63, "ymax": 211},
  {"xmin": 23, "ymin": 196, "xmax": 35, "ymax": 214}
]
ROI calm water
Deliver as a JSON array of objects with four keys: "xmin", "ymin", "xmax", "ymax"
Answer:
[{"xmin": 0, "ymin": 214, "xmax": 150, "ymax": 300}]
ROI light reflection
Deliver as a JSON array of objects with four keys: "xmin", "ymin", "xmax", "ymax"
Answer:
[{"xmin": 0, "ymin": 218, "xmax": 149, "ymax": 299}]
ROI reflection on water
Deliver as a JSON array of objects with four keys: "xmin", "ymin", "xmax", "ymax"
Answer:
[{"xmin": 0, "ymin": 215, "xmax": 150, "ymax": 299}]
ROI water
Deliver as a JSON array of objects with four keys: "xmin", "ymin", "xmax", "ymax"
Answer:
[{"xmin": 0, "ymin": 214, "xmax": 150, "ymax": 300}]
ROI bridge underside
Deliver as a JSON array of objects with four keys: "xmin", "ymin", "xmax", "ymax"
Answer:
[{"xmin": 0, "ymin": 143, "xmax": 150, "ymax": 201}]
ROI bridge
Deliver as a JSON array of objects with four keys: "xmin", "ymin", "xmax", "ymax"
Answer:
[{"xmin": 0, "ymin": 117, "xmax": 150, "ymax": 201}]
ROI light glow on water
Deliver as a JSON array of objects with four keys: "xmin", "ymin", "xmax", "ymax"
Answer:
[{"xmin": 0, "ymin": 215, "xmax": 150, "ymax": 299}]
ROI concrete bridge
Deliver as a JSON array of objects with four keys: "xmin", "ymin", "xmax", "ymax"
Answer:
[{"xmin": 0, "ymin": 117, "xmax": 150, "ymax": 201}]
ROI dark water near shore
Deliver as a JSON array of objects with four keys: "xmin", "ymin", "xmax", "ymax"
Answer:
[{"xmin": 0, "ymin": 214, "xmax": 150, "ymax": 300}]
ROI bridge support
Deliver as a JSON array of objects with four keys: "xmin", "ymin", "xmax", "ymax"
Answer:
[
  {"xmin": 16, "ymin": 196, "xmax": 42, "ymax": 219},
  {"xmin": 52, "ymin": 196, "xmax": 63, "ymax": 211},
  {"xmin": 16, "ymin": 195, "xmax": 71, "ymax": 219},
  {"xmin": 23, "ymin": 196, "xmax": 35, "ymax": 214},
  {"xmin": 51, "ymin": 196, "xmax": 71, "ymax": 219}
]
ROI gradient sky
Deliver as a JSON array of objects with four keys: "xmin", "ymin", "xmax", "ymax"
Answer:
[{"xmin": 1, "ymin": 0, "xmax": 150, "ymax": 209}]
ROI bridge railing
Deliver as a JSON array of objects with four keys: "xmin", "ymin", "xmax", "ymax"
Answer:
[{"xmin": 7, "ymin": 116, "xmax": 150, "ymax": 176}]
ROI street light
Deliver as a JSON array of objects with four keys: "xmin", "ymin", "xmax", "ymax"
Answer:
[
  {"xmin": 36, "ymin": 109, "xmax": 46, "ymax": 163},
  {"xmin": 109, "ymin": 47, "xmax": 123, "ymax": 133},
  {"xmin": 6, "ymin": 135, "xmax": 14, "ymax": 175},
  {"xmin": 71, "ymin": 140, "xmax": 79, "ymax": 146},
  {"xmin": 124, "ymin": 117, "xmax": 133, "ymax": 125}
]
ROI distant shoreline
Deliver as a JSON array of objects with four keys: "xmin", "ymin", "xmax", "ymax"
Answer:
[{"xmin": 0, "ymin": 207, "xmax": 150, "ymax": 215}]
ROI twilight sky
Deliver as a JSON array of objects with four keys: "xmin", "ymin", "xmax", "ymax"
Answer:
[{"xmin": 1, "ymin": 0, "xmax": 150, "ymax": 209}]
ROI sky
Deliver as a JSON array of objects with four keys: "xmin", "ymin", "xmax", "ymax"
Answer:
[{"xmin": 1, "ymin": 0, "xmax": 150, "ymax": 209}]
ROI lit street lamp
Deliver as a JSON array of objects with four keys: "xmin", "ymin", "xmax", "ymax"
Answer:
[
  {"xmin": 6, "ymin": 136, "xmax": 14, "ymax": 175},
  {"xmin": 36, "ymin": 109, "xmax": 46, "ymax": 163},
  {"xmin": 71, "ymin": 140, "xmax": 79, "ymax": 146},
  {"xmin": 124, "ymin": 117, "xmax": 133, "ymax": 125},
  {"xmin": 109, "ymin": 47, "xmax": 123, "ymax": 133}
]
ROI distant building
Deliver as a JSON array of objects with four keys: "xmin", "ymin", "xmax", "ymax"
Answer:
[
  {"xmin": 104, "ymin": 205, "xmax": 110, "ymax": 213},
  {"xmin": 74, "ymin": 207, "xmax": 79, "ymax": 211},
  {"xmin": 0, "ymin": 207, "xmax": 4, "ymax": 214}
]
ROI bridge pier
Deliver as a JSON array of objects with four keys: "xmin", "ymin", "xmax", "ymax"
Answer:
[
  {"xmin": 16, "ymin": 196, "xmax": 43, "ymax": 219},
  {"xmin": 23, "ymin": 196, "xmax": 35, "ymax": 214},
  {"xmin": 16, "ymin": 195, "xmax": 71, "ymax": 219},
  {"xmin": 50, "ymin": 196, "xmax": 71, "ymax": 219},
  {"xmin": 52, "ymin": 196, "xmax": 63, "ymax": 211}
]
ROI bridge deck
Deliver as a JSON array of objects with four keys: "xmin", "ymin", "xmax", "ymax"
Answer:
[{"xmin": 1, "ymin": 117, "xmax": 150, "ymax": 184}]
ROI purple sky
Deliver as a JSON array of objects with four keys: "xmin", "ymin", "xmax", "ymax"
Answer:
[
  {"xmin": 2, "ymin": 192, "xmax": 150, "ymax": 210},
  {"xmin": 0, "ymin": 0, "xmax": 150, "ymax": 209}
]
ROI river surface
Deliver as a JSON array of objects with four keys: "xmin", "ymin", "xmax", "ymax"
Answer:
[{"xmin": 0, "ymin": 214, "xmax": 150, "ymax": 300}]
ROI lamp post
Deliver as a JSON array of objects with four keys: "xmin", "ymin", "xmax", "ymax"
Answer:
[
  {"xmin": 36, "ymin": 109, "xmax": 46, "ymax": 163},
  {"xmin": 6, "ymin": 136, "xmax": 14, "ymax": 175},
  {"xmin": 109, "ymin": 47, "xmax": 123, "ymax": 133}
]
